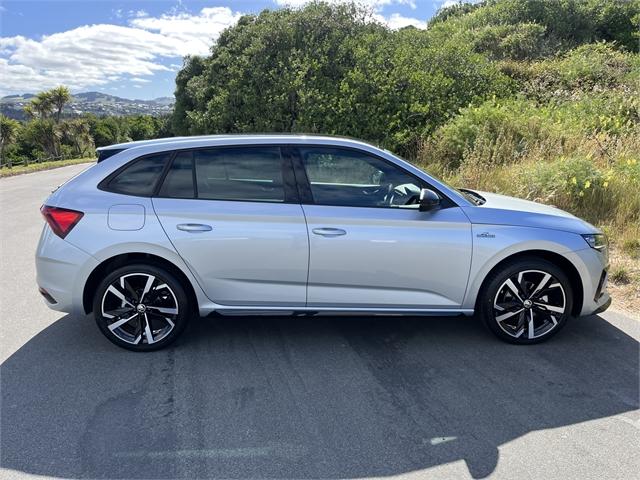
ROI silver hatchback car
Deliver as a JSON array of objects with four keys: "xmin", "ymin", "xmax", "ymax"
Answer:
[{"xmin": 36, "ymin": 135, "xmax": 610, "ymax": 351}]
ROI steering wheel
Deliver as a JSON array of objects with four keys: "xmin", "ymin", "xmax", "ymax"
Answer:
[{"xmin": 381, "ymin": 182, "xmax": 395, "ymax": 205}]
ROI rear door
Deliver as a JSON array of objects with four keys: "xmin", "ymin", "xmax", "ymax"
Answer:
[
  {"xmin": 152, "ymin": 146, "xmax": 309, "ymax": 307},
  {"xmin": 293, "ymin": 146, "xmax": 472, "ymax": 309}
]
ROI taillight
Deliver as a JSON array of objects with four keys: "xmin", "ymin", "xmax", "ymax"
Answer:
[{"xmin": 40, "ymin": 205, "xmax": 84, "ymax": 239}]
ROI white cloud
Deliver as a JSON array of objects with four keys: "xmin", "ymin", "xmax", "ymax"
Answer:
[
  {"xmin": 130, "ymin": 7, "xmax": 242, "ymax": 57},
  {"xmin": 377, "ymin": 12, "xmax": 426, "ymax": 29},
  {"xmin": 131, "ymin": 10, "xmax": 148, "ymax": 18},
  {"xmin": 276, "ymin": 0, "xmax": 416, "ymax": 8},
  {"xmin": 276, "ymin": 0, "xmax": 424, "ymax": 29},
  {"xmin": 0, "ymin": 6, "xmax": 242, "ymax": 96},
  {"xmin": 440, "ymin": 0, "xmax": 478, "ymax": 9},
  {"xmin": 0, "ymin": 2, "xmax": 428, "ymax": 96}
]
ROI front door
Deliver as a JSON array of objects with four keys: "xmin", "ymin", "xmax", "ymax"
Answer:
[
  {"xmin": 153, "ymin": 146, "xmax": 308, "ymax": 306},
  {"xmin": 295, "ymin": 146, "xmax": 472, "ymax": 309}
]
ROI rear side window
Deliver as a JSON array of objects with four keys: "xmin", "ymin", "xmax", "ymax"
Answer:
[
  {"xmin": 158, "ymin": 151, "xmax": 194, "ymax": 198},
  {"xmin": 157, "ymin": 147, "xmax": 285, "ymax": 203},
  {"xmin": 104, "ymin": 153, "xmax": 171, "ymax": 196}
]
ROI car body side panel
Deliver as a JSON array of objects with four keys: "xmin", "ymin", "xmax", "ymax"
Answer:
[
  {"xmin": 302, "ymin": 204, "xmax": 472, "ymax": 308},
  {"xmin": 462, "ymin": 202, "xmax": 597, "ymax": 235},
  {"xmin": 152, "ymin": 198, "xmax": 309, "ymax": 307},
  {"xmin": 41, "ymin": 187, "xmax": 214, "ymax": 315},
  {"xmin": 37, "ymin": 135, "xmax": 610, "ymax": 320},
  {"xmin": 463, "ymin": 224, "xmax": 607, "ymax": 314}
]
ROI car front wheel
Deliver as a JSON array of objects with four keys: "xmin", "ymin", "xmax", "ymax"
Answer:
[
  {"xmin": 479, "ymin": 258, "xmax": 573, "ymax": 344},
  {"xmin": 93, "ymin": 264, "xmax": 190, "ymax": 351}
]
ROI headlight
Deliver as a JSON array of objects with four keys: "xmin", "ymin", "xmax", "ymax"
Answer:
[{"xmin": 582, "ymin": 233, "xmax": 608, "ymax": 251}]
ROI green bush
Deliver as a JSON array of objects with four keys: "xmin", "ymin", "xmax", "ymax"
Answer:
[{"xmin": 523, "ymin": 43, "xmax": 640, "ymax": 100}]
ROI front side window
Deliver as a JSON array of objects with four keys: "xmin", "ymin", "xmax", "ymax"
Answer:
[
  {"xmin": 299, "ymin": 147, "xmax": 423, "ymax": 208},
  {"xmin": 156, "ymin": 147, "xmax": 286, "ymax": 203},
  {"xmin": 105, "ymin": 152, "xmax": 171, "ymax": 196}
]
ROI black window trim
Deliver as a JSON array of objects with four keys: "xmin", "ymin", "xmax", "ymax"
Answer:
[
  {"xmin": 152, "ymin": 144, "xmax": 300, "ymax": 204},
  {"xmin": 288, "ymin": 144, "xmax": 456, "ymax": 210},
  {"xmin": 98, "ymin": 143, "xmax": 455, "ymax": 208}
]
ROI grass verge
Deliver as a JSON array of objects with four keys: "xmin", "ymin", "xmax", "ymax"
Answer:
[
  {"xmin": 608, "ymin": 249, "xmax": 640, "ymax": 318},
  {"xmin": 0, "ymin": 158, "xmax": 95, "ymax": 178}
]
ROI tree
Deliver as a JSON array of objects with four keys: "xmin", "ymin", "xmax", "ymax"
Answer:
[
  {"xmin": 85, "ymin": 115, "xmax": 130, "ymax": 147},
  {"xmin": 127, "ymin": 115, "xmax": 160, "ymax": 141},
  {"xmin": 171, "ymin": 56, "xmax": 207, "ymax": 135},
  {"xmin": 49, "ymin": 86, "xmax": 72, "ymax": 123},
  {"xmin": 27, "ymin": 91, "xmax": 54, "ymax": 119},
  {"xmin": 23, "ymin": 119, "xmax": 62, "ymax": 159},
  {"xmin": 59, "ymin": 119, "xmax": 93, "ymax": 157},
  {"xmin": 0, "ymin": 115, "xmax": 20, "ymax": 167},
  {"xmin": 170, "ymin": 1, "xmax": 509, "ymax": 154}
]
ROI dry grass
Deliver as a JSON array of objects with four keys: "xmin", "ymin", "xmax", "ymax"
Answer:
[
  {"xmin": 418, "ymin": 126, "xmax": 640, "ymax": 316},
  {"xmin": 608, "ymin": 249, "xmax": 640, "ymax": 318}
]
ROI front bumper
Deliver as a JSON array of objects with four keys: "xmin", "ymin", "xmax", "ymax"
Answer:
[
  {"xmin": 567, "ymin": 246, "xmax": 611, "ymax": 316},
  {"xmin": 592, "ymin": 295, "xmax": 612, "ymax": 315}
]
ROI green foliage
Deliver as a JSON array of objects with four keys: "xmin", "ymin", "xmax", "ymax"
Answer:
[
  {"xmin": 0, "ymin": 114, "xmax": 21, "ymax": 166},
  {"xmin": 428, "ymin": 0, "xmax": 640, "ymax": 59},
  {"xmin": 85, "ymin": 114, "xmax": 165, "ymax": 147},
  {"xmin": 3, "ymin": 94, "xmax": 165, "ymax": 166},
  {"xmin": 171, "ymin": 1, "xmax": 510, "ymax": 155},
  {"xmin": 59, "ymin": 118, "xmax": 94, "ymax": 157},
  {"xmin": 85, "ymin": 115, "xmax": 127, "ymax": 147},
  {"xmin": 49, "ymin": 86, "xmax": 72, "ymax": 122},
  {"xmin": 523, "ymin": 43, "xmax": 640, "ymax": 100},
  {"xmin": 0, "ymin": 157, "xmax": 94, "ymax": 178},
  {"xmin": 610, "ymin": 265, "xmax": 631, "ymax": 284},
  {"xmin": 471, "ymin": 22, "xmax": 548, "ymax": 60},
  {"xmin": 172, "ymin": 56, "xmax": 207, "ymax": 135}
]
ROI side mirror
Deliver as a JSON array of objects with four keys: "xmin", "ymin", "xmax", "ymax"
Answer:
[{"xmin": 419, "ymin": 188, "xmax": 440, "ymax": 212}]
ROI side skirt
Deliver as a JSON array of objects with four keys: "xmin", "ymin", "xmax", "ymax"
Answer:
[{"xmin": 203, "ymin": 306, "xmax": 475, "ymax": 317}]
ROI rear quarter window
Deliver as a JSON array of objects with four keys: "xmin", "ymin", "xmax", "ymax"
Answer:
[{"xmin": 102, "ymin": 152, "xmax": 171, "ymax": 196}]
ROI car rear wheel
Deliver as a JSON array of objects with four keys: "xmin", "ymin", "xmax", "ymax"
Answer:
[
  {"xmin": 479, "ymin": 258, "xmax": 573, "ymax": 344},
  {"xmin": 93, "ymin": 264, "xmax": 190, "ymax": 351}
]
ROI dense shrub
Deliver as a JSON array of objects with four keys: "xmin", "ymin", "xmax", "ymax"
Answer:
[{"xmin": 171, "ymin": 1, "xmax": 511, "ymax": 155}]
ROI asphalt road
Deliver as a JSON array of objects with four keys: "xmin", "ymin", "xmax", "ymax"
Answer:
[{"xmin": 1, "ymin": 164, "xmax": 638, "ymax": 480}]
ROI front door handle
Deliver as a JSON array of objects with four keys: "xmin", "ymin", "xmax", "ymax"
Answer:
[
  {"xmin": 312, "ymin": 227, "xmax": 347, "ymax": 237},
  {"xmin": 177, "ymin": 223, "xmax": 212, "ymax": 232}
]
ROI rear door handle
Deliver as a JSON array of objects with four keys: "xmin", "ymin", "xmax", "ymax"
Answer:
[
  {"xmin": 312, "ymin": 227, "xmax": 347, "ymax": 237},
  {"xmin": 177, "ymin": 223, "xmax": 212, "ymax": 232}
]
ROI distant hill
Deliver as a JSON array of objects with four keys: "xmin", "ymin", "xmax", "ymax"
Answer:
[{"xmin": 0, "ymin": 91, "xmax": 174, "ymax": 120}]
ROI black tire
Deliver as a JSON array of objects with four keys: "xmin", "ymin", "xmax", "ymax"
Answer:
[
  {"xmin": 93, "ymin": 263, "xmax": 190, "ymax": 351},
  {"xmin": 478, "ymin": 257, "xmax": 573, "ymax": 344}
]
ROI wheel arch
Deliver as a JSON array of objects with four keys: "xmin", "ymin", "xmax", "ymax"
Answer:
[
  {"xmin": 82, "ymin": 252, "xmax": 199, "ymax": 315},
  {"xmin": 474, "ymin": 250, "xmax": 584, "ymax": 317}
]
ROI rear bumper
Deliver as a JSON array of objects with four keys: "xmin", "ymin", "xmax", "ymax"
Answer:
[{"xmin": 35, "ymin": 225, "xmax": 98, "ymax": 315}]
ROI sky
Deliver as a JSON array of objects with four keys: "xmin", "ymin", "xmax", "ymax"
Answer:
[{"xmin": 0, "ymin": 0, "xmax": 462, "ymax": 100}]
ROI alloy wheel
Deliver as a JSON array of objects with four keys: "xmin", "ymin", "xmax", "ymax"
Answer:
[
  {"xmin": 100, "ymin": 273, "xmax": 178, "ymax": 345},
  {"xmin": 493, "ymin": 269, "xmax": 566, "ymax": 340}
]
